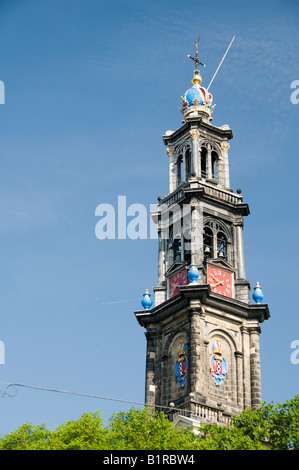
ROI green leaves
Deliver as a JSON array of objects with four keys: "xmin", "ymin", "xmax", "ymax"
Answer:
[
  {"xmin": 48, "ymin": 410, "xmax": 108, "ymax": 450},
  {"xmin": 232, "ymin": 394, "xmax": 299, "ymax": 450},
  {"xmin": 106, "ymin": 407, "xmax": 200, "ymax": 450},
  {"xmin": 196, "ymin": 422, "xmax": 268, "ymax": 450},
  {"xmin": 0, "ymin": 422, "xmax": 51, "ymax": 450}
]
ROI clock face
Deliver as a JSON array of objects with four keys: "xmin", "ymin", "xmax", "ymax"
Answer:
[
  {"xmin": 168, "ymin": 268, "xmax": 187, "ymax": 298},
  {"xmin": 207, "ymin": 265, "xmax": 233, "ymax": 298}
]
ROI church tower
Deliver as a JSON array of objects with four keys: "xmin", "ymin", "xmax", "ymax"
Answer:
[{"xmin": 134, "ymin": 42, "xmax": 270, "ymax": 428}]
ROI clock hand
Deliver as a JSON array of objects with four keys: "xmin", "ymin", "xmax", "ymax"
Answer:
[
  {"xmin": 211, "ymin": 281, "xmax": 224, "ymax": 287},
  {"xmin": 170, "ymin": 283, "xmax": 179, "ymax": 294},
  {"xmin": 212, "ymin": 276, "xmax": 223, "ymax": 284}
]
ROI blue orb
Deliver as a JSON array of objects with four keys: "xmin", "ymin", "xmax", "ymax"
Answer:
[{"xmin": 185, "ymin": 87, "xmax": 203, "ymax": 107}]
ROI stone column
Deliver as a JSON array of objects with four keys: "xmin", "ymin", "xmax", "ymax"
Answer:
[
  {"xmin": 203, "ymin": 339, "xmax": 210, "ymax": 400},
  {"xmin": 249, "ymin": 327, "xmax": 262, "ymax": 408},
  {"xmin": 220, "ymin": 141, "xmax": 230, "ymax": 188},
  {"xmin": 190, "ymin": 129, "xmax": 200, "ymax": 177},
  {"xmin": 145, "ymin": 331, "xmax": 156, "ymax": 407},
  {"xmin": 157, "ymin": 228, "xmax": 165, "ymax": 284},
  {"xmin": 234, "ymin": 350, "xmax": 244, "ymax": 410},
  {"xmin": 206, "ymin": 144, "xmax": 212, "ymax": 180},
  {"xmin": 234, "ymin": 217, "xmax": 246, "ymax": 280},
  {"xmin": 190, "ymin": 199, "xmax": 203, "ymax": 266},
  {"xmin": 241, "ymin": 326, "xmax": 252, "ymax": 409},
  {"xmin": 188, "ymin": 302, "xmax": 202, "ymax": 398},
  {"xmin": 198, "ymin": 147, "xmax": 202, "ymax": 178},
  {"xmin": 167, "ymin": 147, "xmax": 176, "ymax": 193}
]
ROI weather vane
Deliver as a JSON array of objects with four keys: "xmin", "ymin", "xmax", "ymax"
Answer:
[{"xmin": 187, "ymin": 35, "xmax": 206, "ymax": 70}]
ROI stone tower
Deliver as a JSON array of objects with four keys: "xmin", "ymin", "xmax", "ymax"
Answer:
[{"xmin": 134, "ymin": 45, "xmax": 270, "ymax": 428}]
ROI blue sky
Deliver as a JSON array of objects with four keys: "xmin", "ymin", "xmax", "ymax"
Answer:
[{"xmin": 0, "ymin": 0, "xmax": 298, "ymax": 434}]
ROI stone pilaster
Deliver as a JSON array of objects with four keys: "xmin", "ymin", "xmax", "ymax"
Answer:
[
  {"xmin": 241, "ymin": 326, "xmax": 252, "ymax": 409},
  {"xmin": 144, "ymin": 331, "xmax": 156, "ymax": 407},
  {"xmin": 188, "ymin": 302, "xmax": 202, "ymax": 398},
  {"xmin": 249, "ymin": 327, "xmax": 262, "ymax": 408},
  {"xmin": 190, "ymin": 129, "xmax": 200, "ymax": 177},
  {"xmin": 234, "ymin": 350, "xmax": 244, "ymax": 409},
  {"xmin": 157, "ymin": 228, "xmax": 165, "ymax": 284},
  {"xmin": 234, "ymin": 217, "xmax": 246, "ymax": 280},
  {"xmin": 206, "ymin": 143, "xmax": 212, "ymax": 180},
  {"xmin": 234, "ymin": 217, "xmax": 250, "ymax": 303},
  {"xmin": 190, "ymin": 199, "xmax": 203, "ymax": 266},
  {"xmin": 220, "ymin": 141, "xmax": 230, "ymax": 188},
  {"xmin": 167, "ymin": 147, "xmax": 176, "ymax": 193}
]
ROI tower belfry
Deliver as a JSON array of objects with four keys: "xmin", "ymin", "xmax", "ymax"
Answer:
[{"xmin": 135, "ymin": 41, "xmax": 270, "ymax": 428}]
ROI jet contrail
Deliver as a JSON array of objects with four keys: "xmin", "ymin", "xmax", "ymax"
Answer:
[
  {"xmin": 207, "ymin": 35, "xmax": 236, "ymax": 91},
  {"xmin": 101, "ymin": 298, "xmax": 139, "ymax": 305}
]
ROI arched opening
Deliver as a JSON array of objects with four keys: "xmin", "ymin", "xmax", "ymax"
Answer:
[
  {"xmin": 203, "ymin": 220, "xmax": 230, "ymax": 262},
  {"xmin": 167, "ymin": 214, "xmax": 182, "ymax": 264},
  {"xmin": 173, "ymin": 238, "xmax": 181, "ymax": 261},
  {"xmin": 217, "ymin": 231, "xmax": 227, "ymax": 260},
  {"xmin": 203, "ymin": 226, "xmax": 213, "ymax": 259}
]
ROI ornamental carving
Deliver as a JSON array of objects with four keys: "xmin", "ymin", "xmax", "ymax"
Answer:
[
  {"xmin": 166, "ymin": 147, "xmax": 174, "ymax": 156},
  {"xmin": 190, "ymin": 129, "xmax": 200, "ymax": 140},
  {"xmin": 221, "ymin": 141, "xmax": 230, "ymax": 151}
]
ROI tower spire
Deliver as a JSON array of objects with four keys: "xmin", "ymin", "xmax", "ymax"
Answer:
[
  {"xmin": 187, "ymin": 35, "xmax": 206, "ymax": 70},
  {"xmin": 134, "ymin": 38, "xmax": 270, "ymax": 429},
  {"xmin": 187, "ymin": 35, "xmax": 206, "ymax": 85}
]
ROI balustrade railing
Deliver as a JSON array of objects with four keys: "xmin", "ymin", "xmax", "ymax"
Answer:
[
  {"xmin": 159, "ymin": 180, "xmax": 242, "ymax": 209},
  {"xmin": 172, "ymin": 403, "xmax": 232, "ymax": 427}
]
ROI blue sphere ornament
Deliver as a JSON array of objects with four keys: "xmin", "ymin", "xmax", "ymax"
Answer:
[
  {"xmin": 252, "ymin": 282, "xmax": 264, "ymax": 304},
  {"xmin": 141, "ymin": 289, "xmax": 153, "ymax": 310},
  {"xmin": 188, "ymin": 261, "xmax": 199, "ymax": 284}
]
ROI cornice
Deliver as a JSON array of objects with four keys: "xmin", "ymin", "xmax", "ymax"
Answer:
[
  {"xmin": 134, "ymin": 285, "xmax": 270, "ymax": 328},
  {"xmin": 162, "ymin": 118, "xmax": 233, "ymax": 146}
]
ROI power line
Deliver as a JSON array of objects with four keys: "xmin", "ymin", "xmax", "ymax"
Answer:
[
  {"xmin": 0, "ymin": 382, "xmax": 176, "ymax": 412},
  {"xmin": 0, "ymin": 382, "xmax": 298, "ymax": 432}
]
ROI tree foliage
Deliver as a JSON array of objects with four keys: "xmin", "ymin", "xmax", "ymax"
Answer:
[
  {"xmin": 232, "ymin": 394, "xmax": 299, "ymax": 450},
  {"xmin": 0, "ymin": 394, "xmax": 297, "ymax": 450},
  {"xmin": 106, "ymin": 407, "xmax": 200, "ymax": 450}
]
